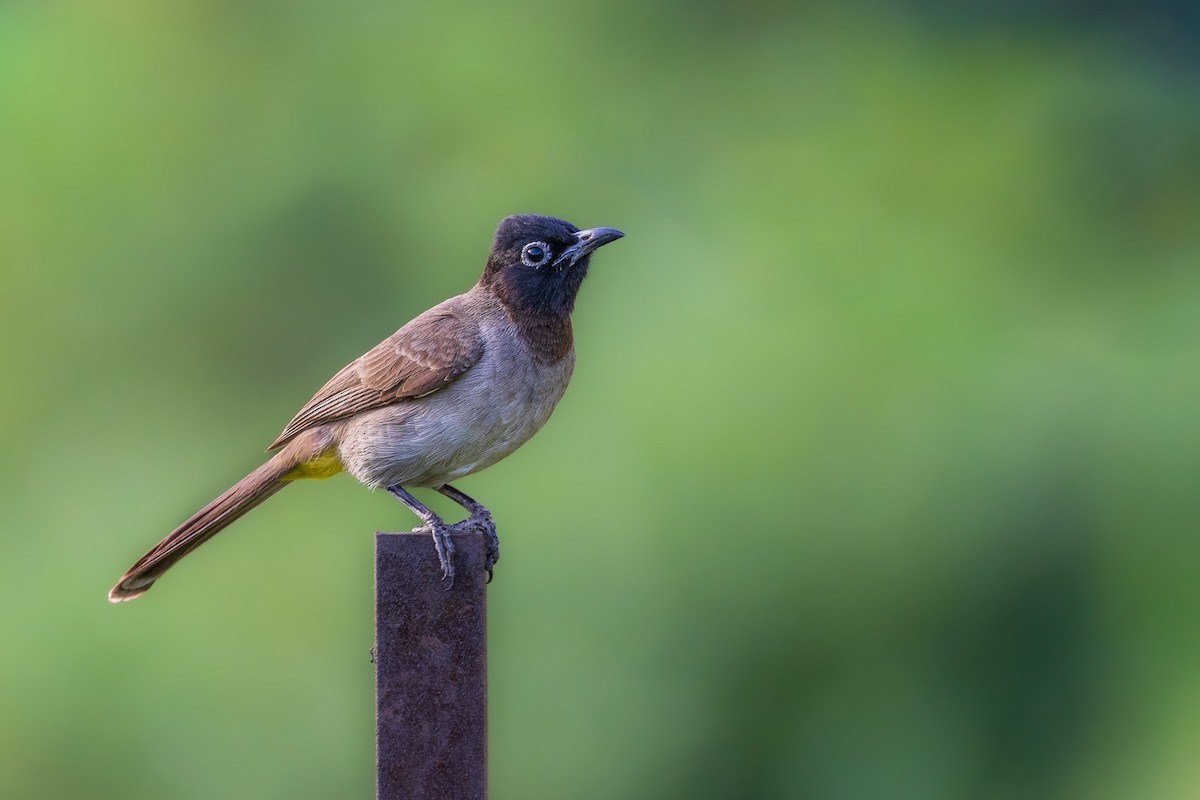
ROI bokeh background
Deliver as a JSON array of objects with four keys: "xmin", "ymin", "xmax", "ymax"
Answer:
[{"xmin": 3, "ymin": 1, "xmax": 1199, "ymax": 798}]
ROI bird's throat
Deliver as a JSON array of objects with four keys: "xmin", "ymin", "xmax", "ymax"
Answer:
[{"xmin": 511, "ymin": 310, "xmax": 573, "ymax": 362}]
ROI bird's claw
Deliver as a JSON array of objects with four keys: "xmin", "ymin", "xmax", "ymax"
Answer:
[
  {"xmin": 414, "ymin": 521, "xmax": 456, "ymax": 586},
  {"xmin": 476, "ymin": 513, "xmax": 499, "ymax": 582},
  {"xmin": 415, "ymin": 511, "xmax": 497, "ymax": 587}
]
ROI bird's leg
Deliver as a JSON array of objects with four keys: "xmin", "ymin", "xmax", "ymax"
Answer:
[
  {"xmin": 438, "ymin": 484, "xmax": 499, "ymax": 582},
  {"xmin": 386, "ymin": 485, "xmax": 456, "ymax": 583}
]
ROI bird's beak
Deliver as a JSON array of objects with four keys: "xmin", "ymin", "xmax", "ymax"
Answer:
[{"xmin": 555, "ymin": 227, "xmax": 625, "ymax": 268}]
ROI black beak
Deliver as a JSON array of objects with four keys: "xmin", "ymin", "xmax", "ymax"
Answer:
[{"xmin": 555, "ymin": 227, "xmax": 625, "ymax": 268}]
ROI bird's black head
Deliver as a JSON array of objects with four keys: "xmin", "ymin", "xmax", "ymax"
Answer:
[{"xmin": 481, "ymin": 214, "xmax": 624, "ymax": 318}]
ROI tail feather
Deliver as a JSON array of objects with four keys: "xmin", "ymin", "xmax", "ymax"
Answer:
[{"xmin": 109, "ymin": 459, "xmax": 290, "ymax": 602}]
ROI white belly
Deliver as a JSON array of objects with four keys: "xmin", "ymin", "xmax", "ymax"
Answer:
[{"xmin": 335, "ymin": 320, "xmax": 574, "ymax": 489}]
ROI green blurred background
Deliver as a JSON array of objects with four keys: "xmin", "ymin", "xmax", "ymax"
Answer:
[{"xmin": 3, "ymin": 1, "xmax": 1199, "ymax": 798}]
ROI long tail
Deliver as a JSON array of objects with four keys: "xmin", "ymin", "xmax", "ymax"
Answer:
[{"xmin": 109, "ymin": 453, "xmax": 297, "ymax": 602}]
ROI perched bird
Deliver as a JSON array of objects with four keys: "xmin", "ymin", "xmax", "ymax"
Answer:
[{"xmin": 109, "ymin": 214, "xmax": 623, "ymax": 602}]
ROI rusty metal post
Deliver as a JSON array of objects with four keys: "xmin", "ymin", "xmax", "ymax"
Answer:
[{"xmin": 375, "ymin": 530, "xmax": 487, "ymax": 800}]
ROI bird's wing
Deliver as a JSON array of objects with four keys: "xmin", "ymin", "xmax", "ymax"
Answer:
[{"xmin": 268, "ymin": 301, "xmax": 485, "ymax": 450}]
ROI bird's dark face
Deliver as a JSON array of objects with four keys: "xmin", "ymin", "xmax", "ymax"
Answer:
[{"xmin": 481, "ymin": 214, "xmax": 624, "ymax": 317}]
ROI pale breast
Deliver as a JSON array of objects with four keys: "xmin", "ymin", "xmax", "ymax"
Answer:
[{"xmin": 335, "ymin": 308, "xmax": 575, "ymax": 490}]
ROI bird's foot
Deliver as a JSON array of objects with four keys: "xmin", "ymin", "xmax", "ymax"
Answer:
[
  {"xmin": 424, "ymin": 515, "xmax": 497, "ymax": 583},
  {"xmin": 470, "ymin": 511, "xmax": 499, "ymax": 583},
  {"xmin": 436, "ymin": 485, "xmax": 500, "ymax": 583},
  {"xmin": 413, "ymin": 520, "xmax": 456, "ymax": 585}
]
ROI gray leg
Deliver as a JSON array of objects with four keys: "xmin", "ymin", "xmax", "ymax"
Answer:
[
  {"xmin": 438, "ymin": 484, "xmax": 499, "ymax": 582},
  {"xmin": 387, "ymin": 485, "xmax": 456, "ymax": 583}
]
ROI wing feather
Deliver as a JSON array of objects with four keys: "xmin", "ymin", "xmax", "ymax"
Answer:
[{"xmin": 268, "ymin": 301, "xmax": 484, "ymax": 449}]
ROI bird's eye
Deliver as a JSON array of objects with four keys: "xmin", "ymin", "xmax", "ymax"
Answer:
[{"xmin": 521, "ymin": 242, "xmax": 551, "ymax": 267}]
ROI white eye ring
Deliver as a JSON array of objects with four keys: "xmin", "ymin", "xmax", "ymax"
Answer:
[{"xmin": 521, "ymin": 241, "xmax": 552, "ymax": 268}]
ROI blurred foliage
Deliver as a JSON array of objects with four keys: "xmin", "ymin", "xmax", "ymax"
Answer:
[{"xmin": 2, "ymin": 1, "xmax": 1199, "ymax": 798}]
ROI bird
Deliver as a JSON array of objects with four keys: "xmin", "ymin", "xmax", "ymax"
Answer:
[{"xmin": 109, "ymin": 214, "xmax": 624, "ymax": 602}]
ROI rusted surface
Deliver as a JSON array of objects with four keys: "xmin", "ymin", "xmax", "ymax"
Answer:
[{"xmin": 375, "ymin": 529, "xmax": 487, "ymax": 800}]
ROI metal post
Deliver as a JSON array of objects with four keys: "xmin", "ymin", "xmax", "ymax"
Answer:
[{"xmin": 375, "ymin": 530, "xmax": 487, "ymax": 800}]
